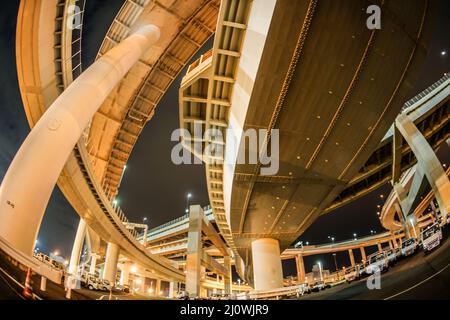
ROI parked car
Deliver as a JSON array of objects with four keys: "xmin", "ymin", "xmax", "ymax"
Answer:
[
  {"xmin": 81, "ymin": 274, "xmax": 100, "ymax": 290},
  {"xmin": 345, "ymin": 265, "xmax": 361, "ymax": 283},
  {"xmin": 385, "ymin": 249, "xmax": 398, "ymax": 265},
  {"xmin": 99, "ymin": 279, "xmax": 112, "ymax": 291},
  {"xmin": 176, "ymin": 291, "xmax": 189, "ymax": 300},
  {"xmin": 401, "ymin": 238, "xmax": 418, "ymax": 257},
  {"xmin": 421, "ymin": 223, "xmax": 442, "ymax": 252},
  {"xmin": 365, "ymin": 253, "xmax": 388, "ymax": 274},
  {"xmin": 115, "ymin": 284, "xmax": 130, "ymax": 293},
  {"xmin": 311, "ymin": 281, "xmax": 325, "ymax": 292}
]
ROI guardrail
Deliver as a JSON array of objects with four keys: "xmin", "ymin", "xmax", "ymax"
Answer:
[
  {"xmin": 402, "ymin": 73, "xmax": 450, "ymax": 112},
  {"xmin": 236, "ymin": 285, "xmax": 308, "ymax": 300},
  {"xmin": 186, "ymin": 48, "xmax": 213, "ymax": 74}
]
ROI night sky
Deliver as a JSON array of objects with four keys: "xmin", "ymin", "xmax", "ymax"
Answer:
[{"xmin": 0, "ymin": 0, "xmax": 449, "ymax": 275}]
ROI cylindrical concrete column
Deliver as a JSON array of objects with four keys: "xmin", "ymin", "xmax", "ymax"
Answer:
[
  {"xmin": 377, "ymin": 243, "xmax": 383, "ymax": 252},
  {"xmin": 169, "ymin": 282, "xmax": 177, "ymax": 298},
  {"xmin": 68, "ymin": 219, "xmax": 87, "ymax": 275},
  {"xmin": 89, "ymin": 253, "xmax": 99, "ymax": 275},
  {"xmin": 119, "ymin": 262, "xmax": 131, "ymax": 287},
  {"xmin": 40, "ymin": 276, "xmax": 47, "ymax": 292},
  {"xmin": 0, "ymin": 25, "xmax": 160, "ymax": 256},
  {"xmin": 224, "ymin": 255, "xmax": 232, "ymax": 294},
  {"xmin": 348, "ymin": 249, "xmax": 355, "ymax": 267},
  {"xmin": 360, "ymin": 247, "xmax": 366, "ymax": 263},
  {"xmin": 156, "ymin": 279, "xmax": 161, "ymax": 296},
  {"xmin": 251, "ymin": 238, "xmax": 283, "ymax": 291},
  {"xmin": 103, "ymin": 242, "xmax": 120, "ymax": 283},
  {"xmin": 295, "ymin": 254, "xmax": 306, "ymax": 283}
]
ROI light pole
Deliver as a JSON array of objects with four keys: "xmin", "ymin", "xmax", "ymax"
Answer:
[
  {"xmin": 409, "ymin": 218, "xmax": 418, "ymax": 238},
  {"xmin": 332, "ymin": 253, "xmax": 338, "ymax": 272},
  {"xmin": 318, "ymin": 262, "xmax": 323, "ymax": 282},
  {"xmin": 186, "ymin": 193, "xmax": 192, "ymax": 213}
]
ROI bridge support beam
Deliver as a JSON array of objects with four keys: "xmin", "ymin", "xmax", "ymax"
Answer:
[
  {"xmin": 251, "ymin": 238, "xmax": 283, "ymax": 291},
  {"xmin": 103, "ymin": 242, "xmax": 120, "ymax": 283},
  {"xmin": 68, "ymin": 218, "xmax": 86, "ymax": 275},
  {"xmin": 89, "ymin": 253, "xmax": 100, "ymax": 275},
  {"xmin": 169, "ymin": 281, "xmax": 177, "ymax": 298},
  {"xmin": 396, "ymin": 114, "xmax": 450, "ymax": 226},
  {"xmin": 186, "ymin": 205, "xmax": 203, "ymax": 298},
  {"xmin": 119, "ymin": 261, "xmax": 132, "ymax": 287},
  {"xmin": 224, "ymin": 255, "xmax": 232, "ymax": 295},
  {"xmin": 295, "ymin": 254, "xmax": 306, "ymax": 283},
  {"xmin": 348, "ymin": 249, "xmax": 355, "ymax": 268},
  {"xmin": 156, "ymin": 279, "xmax": 161, "ymax": 296},
  {"xmin": 0, "ymin": 25, "xmax": 160, "ymax": 256},
  {"xmin": 360, "ymin": 247, "xmax": 366, "ymax": 263}
]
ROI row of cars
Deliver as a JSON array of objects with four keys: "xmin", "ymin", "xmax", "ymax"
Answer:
[
  {"xmin": 345, "ymin": 222, "xmax": 443, "ymax": 283},
  {"xmin": 34, "ymin": 252, "xmax": 66, "ymax": 272},
  {"xmin": 78, "ymin": 273, "xmax": 115, "ymax": 292}
]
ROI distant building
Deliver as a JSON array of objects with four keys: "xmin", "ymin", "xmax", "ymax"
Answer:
[{"xmin": 305, "ymin": 264, "xmax": 330, "ymax": 285}]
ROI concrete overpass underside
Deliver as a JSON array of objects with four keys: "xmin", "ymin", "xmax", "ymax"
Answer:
[{"xmin": 226, "ymin": 0, "xmax": 436, "ymax": 284}]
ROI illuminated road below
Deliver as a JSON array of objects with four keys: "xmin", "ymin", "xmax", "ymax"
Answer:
[{"xmin": 293, "ymin": 228, "xmax": 450, "ymax": 300}]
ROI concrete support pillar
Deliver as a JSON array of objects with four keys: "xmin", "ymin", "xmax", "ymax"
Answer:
[
  {"xmin": 251, "ymin": 238, "xmax": 283, "ymax": 291},
  {"xmin": 360, "ymin": 247, "xmax": 367, "ymax": 263},
  {"xmin": 89, "ymin": 253, "xmax": 99, "ymax": 275},
  {"xmin": 0, "ymin": 25, "xmax": 161, "ymax": 256},
  {"xmin": 103, "ymin": 242, "xmax": 120, "ymax": 283},
  {"xmin": 377, "ymin": 243, "xmax": 383, "ymax": 252},
  {"xmin": 140, "ymin": 277, "xmax": 146, "ymax": 294},
  {"xmin": 119, "ymin": 262, "xmax": 132, "ymax": 287},
  {"xmin": 224, "ymin": 255, "xmax": 232, "ymax": 295},
  {"xmin": 156, "ymin": 279, "xmax": 161, "ymax": 296},
  {"xmin": 391, "ymin": 239, "xmax": 398, "ymax": 249},
  {"xmin": 40, "ymin": 276, "xmax": 47, "ymax": 292},
  {"xmin": 348, "ymin": 249, "xmax": 355, "ymax": 268},
  {"xmin": 396, "ymin": 114, "xmax": 450, "ymax": 225},
  {"xmin": 295, "ymin": 254, "xmax": 306, "ymax": 283},
  {"xmin": 169, "ymin": 282, "xmax": 177, "ymax": 298},
  {"xmin": 389, "ymin": 241, "xmax": 394, "ymax": 250},
  {"xmin": 186, "ymin": 205, "xmax": 203, "ymax": 298},
  {"xmin": 68, "ymin": 219, "xmax": 86, "ymax": 275}
]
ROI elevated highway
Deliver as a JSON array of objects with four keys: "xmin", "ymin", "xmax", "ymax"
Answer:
[
  {"xmin": 329, "ymin": 74, "xmax": 450, "ymax": 214},
  {"xmin": 179, "ymin": 0, "xmax": 439, "ymax": 289},
  {"xmin": 12, "ymin": 0, "xmax": 224, "ymax": 282},
  {"xmin": 2, "ymin": 0, "xmax": 447, "ymax": 297}
]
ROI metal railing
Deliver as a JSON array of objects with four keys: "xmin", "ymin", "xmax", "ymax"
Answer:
[
  {"xmin": 402, "ymin": 73, "xmax": 450, "ymax": 112},
  {"xmin": 186, "ymin": 48, "xmax": 213, "ymax": 74}
]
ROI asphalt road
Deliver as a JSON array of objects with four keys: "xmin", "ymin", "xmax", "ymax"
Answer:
[
  {"xmin": 2, "ymin": 228, "xmax": 450, "ymax": 300},
  {"xmin": 294, "ymin": 227, "xmax": 450, "ymax": 300}
]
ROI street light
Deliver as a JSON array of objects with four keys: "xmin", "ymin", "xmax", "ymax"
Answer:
[
  {"xmin": 409, "ymin": 218, "xmax": 418, "ymax": 238},
  {"xmin": 317, "ymin": 262, "xmax": 323, "ymax": 281},
  {"xmin": 186, "ymin": 193, "xmax": 193, "ymax": 213},
  {"xmin": 441, "ymin": 50, "xmax": 447, "ymax": 56},
  {"xmin": 332, "ymin": 254, "xmax": 338, "ymax": 272}
]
